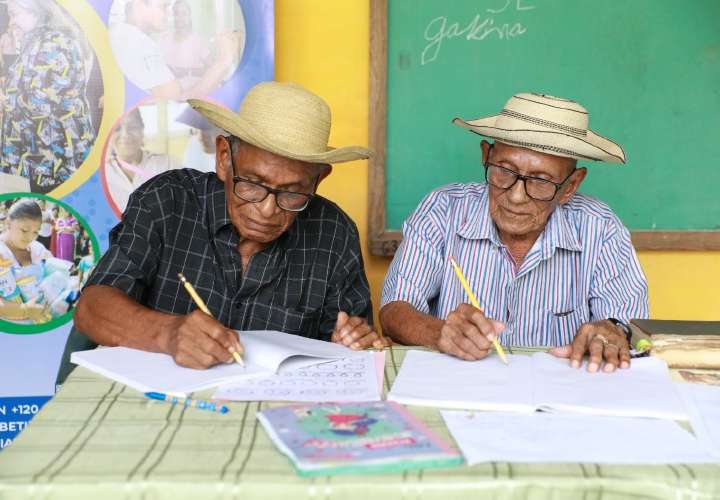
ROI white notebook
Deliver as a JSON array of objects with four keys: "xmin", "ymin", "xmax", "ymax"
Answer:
[
  {"xmin": 71, "ymin": 330, "xmax": 364, "ymax": 396},
  {"xmin": 388, "ymin": 350, "xmax": 688, "ymax": 420}
]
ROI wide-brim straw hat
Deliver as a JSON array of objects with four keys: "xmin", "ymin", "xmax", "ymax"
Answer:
[
  {"xmin": 453, "ymin": 93, "xmax": 626, "ymax": 163},
  {"xmin": 188, "ymin": 81, "xmax": 373, "ymax": 164}
]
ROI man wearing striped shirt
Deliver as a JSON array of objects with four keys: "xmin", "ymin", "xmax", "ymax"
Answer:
[{"xmin": 380, "ymin": 93, "xmax": 648, "ymax": 373}]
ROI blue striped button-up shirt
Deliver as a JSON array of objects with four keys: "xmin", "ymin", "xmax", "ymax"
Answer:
[{"xmin": 381, "ymin": 183, "xmax": 649, "ymax": 347}]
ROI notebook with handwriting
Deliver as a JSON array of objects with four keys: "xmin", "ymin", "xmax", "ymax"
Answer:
[
  {"xmin": 71, "ymin": 330, "xmax": 365, "ymax": 396},
  {"xmin": 388, "ymin": 350, "xmax": 687, "ymax": 420}
]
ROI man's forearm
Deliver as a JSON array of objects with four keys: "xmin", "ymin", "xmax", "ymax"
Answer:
[
  {"xmin": 379, "ymin": 301, "xmax": 444, "ymax": 348},
  {"xmin": 73, "ymin": 285, "xmax": 175, "ymax": 353}
]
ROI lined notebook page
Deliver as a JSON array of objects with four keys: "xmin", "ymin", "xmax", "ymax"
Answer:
[
  {"xmin": 388, "ymin": 350, "xmax": 535, "ymax": 412},
  {"xmin": 532, "ymin": 353, "xmax": 688, "ymax": 420}
]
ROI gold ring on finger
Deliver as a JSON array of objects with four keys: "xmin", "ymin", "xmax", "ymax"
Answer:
[{"xmin": 594, "ymin": 334, "xmax": 609, "ymax": 346}]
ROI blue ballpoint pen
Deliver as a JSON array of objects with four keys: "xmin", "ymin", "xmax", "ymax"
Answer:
[{"xmin": 144, "ymin": 392, "xmax": 230, "ymax": 414}]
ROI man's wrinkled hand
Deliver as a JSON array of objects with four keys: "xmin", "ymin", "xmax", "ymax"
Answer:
[
  {"xmin": 436, "ymin": 303, "xmax": 505, "ymax": 361},
  {"xmin": 332, "ymin": 311, "xmax": 391, "ymax": 350},
  {"xmin": 550, "ymin": 320, "xmax": 630, "ymax": 373},
  {"xmin": 162, "ymin": 310, "xmax": 243, "ymax": 369}
]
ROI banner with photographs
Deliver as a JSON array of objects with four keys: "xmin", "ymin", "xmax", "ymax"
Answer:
[{"xmin": 0, "ymin": 0, "xmax": 274, "ymax": 449}]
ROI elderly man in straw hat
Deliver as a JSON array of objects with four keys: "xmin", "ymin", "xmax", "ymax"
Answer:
[
  {"xmin": 380, "ymin": 93, "xmax": 648, "ymax": 373},
  {"xmin": 64, "ymin": 82, "xmax": 388, "ymax": 375}
]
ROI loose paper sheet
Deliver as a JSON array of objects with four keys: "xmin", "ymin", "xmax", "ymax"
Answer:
[
  {"xmin": 442, "ymin": 410, "xmax": 716, "ymax": 464},
  {"xmin": 676, "ymin": 382, "xmax": 720, "ymax": 457}
]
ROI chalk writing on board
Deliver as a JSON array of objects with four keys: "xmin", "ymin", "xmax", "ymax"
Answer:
[{"xmin": 421, "ymin": 0, "xmax": 536, "ymax": 66}]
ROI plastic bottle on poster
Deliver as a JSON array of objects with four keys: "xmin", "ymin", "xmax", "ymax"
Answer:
[
  {"xmin": 0, "ymin": 261, "xmax": 21, "ymax": 303},
  {"xmin": 43, "ymin": 257, "xmax": 73, "ymax": 277},
  {"xmin": 49, "ymin": 288, "xmax": 77, "ymax": 317},
  {"xmin": 39, "ymin": 272, "xmax": 69, "ymax": 305},
  {"xmin": 16, "ymin": 276, "xmax": 42, "ymax": 303}
]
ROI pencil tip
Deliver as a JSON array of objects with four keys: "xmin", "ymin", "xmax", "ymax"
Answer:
[{"xmin": 177, "ymin": 273, "xmax": 186, "ymax": 283}]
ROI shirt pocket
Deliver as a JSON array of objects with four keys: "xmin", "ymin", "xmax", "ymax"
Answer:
[{"xmin": 544, "ymin": 308, "xmax": 588, "ymax": 346}]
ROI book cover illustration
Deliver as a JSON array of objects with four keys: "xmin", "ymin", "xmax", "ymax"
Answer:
[{"xmin": 258, "ymin": 401, "xmax": 462, "ymax": 476}]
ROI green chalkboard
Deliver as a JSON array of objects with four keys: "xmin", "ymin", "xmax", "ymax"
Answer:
[{"xmin": 369, "ymin": 0, "xmax": 720, "ymax": 254}]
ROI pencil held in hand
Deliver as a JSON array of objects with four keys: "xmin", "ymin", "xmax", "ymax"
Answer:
[
  {"xmin": 177, "ymin": 273, "xmax": 245, "ymax": 367},
  {"xmin": 448, "ymin": 257, "xmax": 509, "ymax": 365}
]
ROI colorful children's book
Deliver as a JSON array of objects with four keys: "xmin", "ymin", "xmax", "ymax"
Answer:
[{"xmin": 257, "ymin": 401, "xmax": 463, "ymax": 476}]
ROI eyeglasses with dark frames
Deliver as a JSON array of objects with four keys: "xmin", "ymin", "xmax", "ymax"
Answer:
[
  {"xmin": 226, "ymin": 136, "xmax": 317, "ymax": 212},
  {"xmin": 483, "ymin": 144, "xmax": 576, "ymax": 201}
]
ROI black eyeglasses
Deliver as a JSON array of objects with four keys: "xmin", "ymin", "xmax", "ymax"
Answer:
[
  {"xmin": 227, "ymin": 137, "xmax": 316, "ymax": 212},
  {"xmin": 483, "ymin": 144, "xmax": 576, "ymax": 201},
  {"xmin": 231, "ymin": 176, "xmax": 317, "ymax": 212}
]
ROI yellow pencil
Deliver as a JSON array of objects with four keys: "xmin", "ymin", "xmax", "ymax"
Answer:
[
  {"xmin": 448, "ymin": 257, "xmax": 509, "ymax": 365},
  {"xmin": 177, "ymin": 273, "xmax": 245, "ymax": 367}
]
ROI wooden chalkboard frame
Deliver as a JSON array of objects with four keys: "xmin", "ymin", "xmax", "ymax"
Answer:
[{"xmin": 367, "ymin": 0, "xmax": 720, "ymax": 256}]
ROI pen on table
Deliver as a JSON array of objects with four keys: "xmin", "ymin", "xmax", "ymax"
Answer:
[
  {"xmin": 144, "ymin": 392, "xmax": 229, "ymax": 414},
  {"xmin": 448, "ymin": 256, "xmax": 509, "ymax": 365},
  {"xmin": 177, "ymin": 272, "xmax": 245, "ymax": 367}
]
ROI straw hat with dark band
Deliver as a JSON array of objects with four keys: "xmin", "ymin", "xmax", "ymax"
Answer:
[
  {"xmin": 453, "ymin": 93, "xmax": 626, "ymax": 164},
  {"xmin": 188, "ymin": 81, "xmax": 373, "ymax": 164}
]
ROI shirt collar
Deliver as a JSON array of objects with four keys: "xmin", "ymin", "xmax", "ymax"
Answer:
[
  {"xmin": 456, "ymin": 187, "xmax": 502, "ymax": 246},
  {"xmin": 541, "ymin": 202, "xmax": 583, "ymax": 255},
  {"xmin": 209, "ymin": 175, "xmax": 233, "ymax": 235}
]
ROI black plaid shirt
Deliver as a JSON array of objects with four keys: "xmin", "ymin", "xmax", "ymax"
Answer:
[{"xmin": 85, "ymin": 169, "xmax": 372, "ymax": 340}]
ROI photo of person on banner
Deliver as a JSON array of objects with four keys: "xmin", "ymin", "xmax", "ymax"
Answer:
[
  {"xmin": 109, "ymin": 0, "xmax": 245, "ymax": 99},
  {"xmin": 176, "ymin": 104, "xmax": 223, "ymax": 173},
  {"xmin": 0, "ymin": 0, "xmax": 99, "ymax": 194},
  {"xmin": 0, "ymin": 197, "xmax": 97, "ymax": 326},
  {"xmin": 103, "ymin": 106, "xmax": 181, "ymax": 213}
]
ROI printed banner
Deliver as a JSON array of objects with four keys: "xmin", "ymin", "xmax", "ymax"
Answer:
[{"xmin": 0, "ymin": 0, "xmax": 274, "ymax": 449}]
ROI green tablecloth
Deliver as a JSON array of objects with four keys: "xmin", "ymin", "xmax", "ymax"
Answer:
[{"xmin": 1, "ymin": 347, "xmax": 719, "ymax": 500}]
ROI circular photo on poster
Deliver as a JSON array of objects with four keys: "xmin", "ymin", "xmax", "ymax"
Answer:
[
  {"xmin": 108, "ymin": 0, "xmax": 246, "ymax": 99},
  {"xmin": 0, "ymin": 0, "xmax": 104, "ymax": 194},
  {"xmin": 0, "ymin": 193, "xmax": 100, "ymax": 334},
  {"xmin": 101, "ymin": 99, "xmax": 224, "ymax": 216}
]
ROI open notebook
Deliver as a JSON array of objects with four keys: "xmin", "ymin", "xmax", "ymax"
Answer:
[
  {"xmin": 213, "ymin": 351, "xmax": 384, "ymax": 403},
  {"xmin": 388, "ymin": 350, "xmax": 688, "ymax": 420},
  {"xmin": 71, "ymin": 330, "xmax": 365, "ymax": 396}
]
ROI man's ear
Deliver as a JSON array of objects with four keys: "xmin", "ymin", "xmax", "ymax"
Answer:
[
  {"xmin": 558, "ymin": 167, "xmax": 587, "ymax": 204},
  {"xmin": 314, "ymin": 164, "xmax": 333, "ymax": 187},
  {"xmin": 215, "ymin": 136, "xmax": 232, "ymax": 182},
  {"xmin": 480, "ymin": 140, "xmax": 492, "ymax": 165}
]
